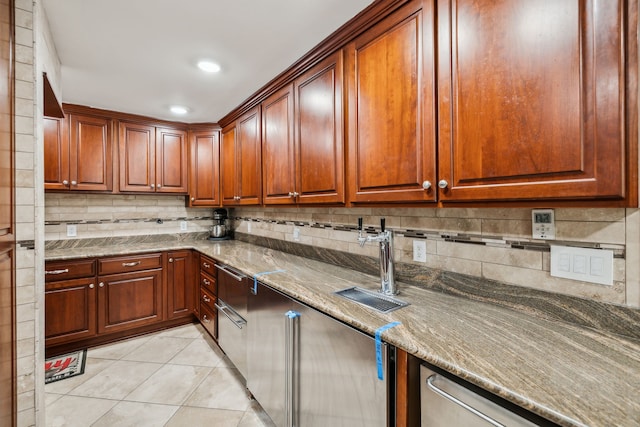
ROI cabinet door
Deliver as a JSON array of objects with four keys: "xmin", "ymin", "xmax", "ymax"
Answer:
[
  {"xmin": 237, "ymin": 107, "xmax": 262, "ymax": 205},
  {"xmin": 45, "ymin": 278, "xmax": 97, "ymax": 346},
  {"xmin": 119, "ymin": 122, "xmax": 156, "ymax": 192},
  {"xmin": 262, "ymin": 84, "xmax": 296, "ymax": 205},
  {"xmin": 98, "ymin": 269, "xmax": 163, "ymax": 334},
  {"xmin": 188, "ymin": 130, "xmax": 220, "ymax": 206},
  {"xmin": 166, "ymin": 250, "xmax": 195, "ymax": 319},
  {"xmin": 69, "ymin": 114, "xmax": 112, "ymax": 191},
  {"xmin": 44, "ymin": 116, "xmax": 70, "ymax": 190},
  {"xmin": 346, "ymin": 0, "xmax": 437, "ymax": 203},
  {"xmin": 156, "ymin": 127, "xmax": 188, "ymax": 193},
  {"xmin": 221, "ymin": 124, "xmax": 238, "ymax": 205},
  {"xmin": 295, "ymin": 51, "xmax": 345, "ymax": 204},
  {"xmin": 437, "ymin": 0, "xmax": 625, "ymax": 201}
]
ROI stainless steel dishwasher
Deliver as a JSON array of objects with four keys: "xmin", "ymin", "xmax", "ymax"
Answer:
[
  {"xmin": 248, "ymin": 281, "xmax": 391, "ymax": 427},
  {"xmin": 215, "ymin": 264, "xmax": 249, "ymax": 378},
  {"xmin": 420, "ymin": 365, "xmax": 544, "ymax": 426}
]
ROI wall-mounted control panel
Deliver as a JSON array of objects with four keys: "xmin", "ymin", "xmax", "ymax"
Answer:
[
  {"xmin": 532, "ymin": 209, "xmax": 555, "ymax": 240},
  {"xmin": 550, "ymin": 245, "xmax": 613, "ymax": 286}
]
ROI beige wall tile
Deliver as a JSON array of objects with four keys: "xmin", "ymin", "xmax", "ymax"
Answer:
[
  {"xmin": 482, "ymin": 263, "xmax": 625, "ymax": 304},
  {"xmin": 625, "ymin": 209, "xmax": 640, "ymax": 307},
  {"xmin": 555, "ymin": 208, "xmax": 626, "ymax": 222},
  {"xmin": 556, "ymin": 220, "xmax": 625, "ymax": 244},
  {"xmin": 15, "ymin": 80, "xmax": 34, "ymax": 100},
  {"xmin": 401, "ymin": 216, "xmax": 482, "ymax": 233},
  {"xmin": 15, "ymin": 43, "xmax": 33, "ymax": 65},
  {"xmin": 14, "ymin": 26, "xmax": 33, "ymax": 47},
  {"xmin": 15, "ymin": 8, "xmax": 33, "ymax": 29},
  {"xmin": 480, "ymin": 219, "xmax": 531, "ymax": 238},
  {"xmin": 436, "ymin": 241, "xmax": 543, "ymax": 269}
]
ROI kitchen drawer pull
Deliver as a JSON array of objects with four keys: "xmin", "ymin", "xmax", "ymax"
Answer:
[
  {"xmin": 426, "ymin": 375, "xmax": 505, "ymax": 427},
  {"xmin": 202, "ymin": 262, "xmax": 211, "ymax": 269},
  {"xmin": 202, "ymin": 278, "xmax": 211, "ymax": 286},
  {"xmin": 215, "ymin": 302, "xmax": 246, "ymax": 329},
  {"xmin": 45, "ymin": 268, "xmax": 69, "ymax": 275},
  {"xmin": 202, "ymin": 294, "xmax": 211, "ymax": 303},
  {"xmin": 217, "ymin": 264, "xmax": 245, "ymax": 281},
  {"xmin": 202, "ymin": 314, "xmax": 210, "ymax": 324},
  {"xmin": 122, "ymin": 261, "xmax": 141, "ymax": 267}
]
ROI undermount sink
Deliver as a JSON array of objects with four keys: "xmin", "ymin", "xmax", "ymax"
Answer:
[{"xmin": 334, "ymin": 287, "xmax": 409, "ymax": 313}]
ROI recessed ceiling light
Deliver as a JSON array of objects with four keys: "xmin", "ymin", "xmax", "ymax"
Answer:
[
  {"xmin": 170, "ymin": 105, "xmax": 189, "ymax": 115},
  {"xmin": 197, "ymin": 60, "xmax": 221, "ymax": 73}
]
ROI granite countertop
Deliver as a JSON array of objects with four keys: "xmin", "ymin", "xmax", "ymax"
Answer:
[{"xmin": 46, "ymin": 239, "xmax": 640, "ymax": 427}]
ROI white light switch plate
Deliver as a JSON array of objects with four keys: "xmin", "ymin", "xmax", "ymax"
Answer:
[
  {"xmin": 293, "ymin": 227, "xmax": 301, "ymax": 241},
  {"xmin": 413, "ymin": 240, "xmax": 427, "ymax": 262},
  {"xmin": 550, "ymin": 245, "xmax": 613, "ymax": 286},
  {"xmin": 180, "ymin": 221, "xmax": 187, "ymax": 231},
  {"xmin": 66, "ymin": 224, "xmax": 77, "ymax": 237}
]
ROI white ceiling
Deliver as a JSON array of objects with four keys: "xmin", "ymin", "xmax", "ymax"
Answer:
[{"xmin": 42, "ymin": 0, "xmax": 374, "ymax": 123}]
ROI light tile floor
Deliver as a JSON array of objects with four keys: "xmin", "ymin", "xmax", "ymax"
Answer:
[{"xmin": 45, "ymin": 323, "xmax": 276, "ymax": 427}]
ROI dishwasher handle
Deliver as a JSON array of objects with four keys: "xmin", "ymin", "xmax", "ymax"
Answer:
[
  {"xmin": 426, "ymin": 375, "xmax": 506, "ymax": 427},
  {"xmin": 217, "ymin": 264, "xmax": 246, "ymax": 281},
  {"xmin": 215, "ymin": 301, "xmax": 247, "ymax": 329}
]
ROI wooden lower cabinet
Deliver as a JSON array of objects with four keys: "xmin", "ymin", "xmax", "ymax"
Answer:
[
  {"xmin": 45, "ymin": 252, "xmax": 198, "ymax": 354},
  {"xmin": 45, "ymin": 277, "xmax": 98, "ymax": 346},
  {"xmin": 166, "ymin": 250, "xmax": 196, "ymax": 319},
  {"xmin": 198, "ymin": 254, "xmax": 218, "ymax": 339},
  {"xmin": 98, "ymin": 268, "xmax": 164, "ymax": 334}
]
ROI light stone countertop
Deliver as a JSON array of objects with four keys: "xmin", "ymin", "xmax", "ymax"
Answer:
[{"xmin": 46, "ymin": 239, "xmax": 640, "ymax": 427}]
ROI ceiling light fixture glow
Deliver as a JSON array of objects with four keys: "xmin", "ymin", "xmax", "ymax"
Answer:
[
  {"xmin": 197, "ymin": 60, "xmax": 221, "ymax": 73},
  {"xmin": 170, "ymin": 105, "xmax": 189, "ymax": 115}
]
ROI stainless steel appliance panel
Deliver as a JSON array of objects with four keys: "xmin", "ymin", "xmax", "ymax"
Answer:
[
  {"xmin": 297, "ymin": 302, "xmax": 388, "ymax": 427},
  {"xmin": 420, "ymin": 365, "xmax": 537, "ymax": 427},
  {"xmin": 216, "ymin": 264, "xmax": 248, "ymax": 378},
  {"xmin": 247, "ymin": 283, "xmax": 292, "ymax": 427},
  {"xmin": 248, "ymin": 282, "xmax": 389, "ymax": 427}
]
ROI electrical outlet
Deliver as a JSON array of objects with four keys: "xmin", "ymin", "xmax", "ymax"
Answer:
[
  {"xmin": 413, "ymin": 240, "xmax": 427, "ymax": 262},
  {"xmin": 550, "ymin": 245, "xmax": 613, "ymax": 286},
  {"xmin": 180, "ymin": 221, "xmax": 187, "ymax": 231},
  {"xmin": 293, "ymin": 227, "xmax": 301, "ymax": 242},
  {"xmin": 66, "ymin": 224, "xmax": 77, "ymax": 237}
]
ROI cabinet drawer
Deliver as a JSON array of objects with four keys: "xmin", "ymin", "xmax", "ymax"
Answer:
[
  {"xmin": 200, "ymin": 287, "xmax": 217, "ymax": 313},
  {"xmin": 99, "ymin": 253, "xmax": 163, "ymax": 275},
  {"xmin": 199, "ymin": 302, "xmax": 217, "ymax": 339},
  {"xmin": 200, "ymin": 272, "xmax": 217, "ymax": 294},
  {"xmin": 45, "ymin": 259, "xmax": 96, "ymax": 282},
  {"xmin": 200, "ymin": 255, "xmax": 216, "ymax": 277}
]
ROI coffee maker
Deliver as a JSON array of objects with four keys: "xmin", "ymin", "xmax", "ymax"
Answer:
[{"xmin": 209, "ymin": 208, "xmax": 230, "ymax": 240}]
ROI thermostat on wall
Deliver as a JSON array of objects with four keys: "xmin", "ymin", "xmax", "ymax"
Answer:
[{"xmin": 531, "ymin": 209, "xmax": 555, "ymax": 240}]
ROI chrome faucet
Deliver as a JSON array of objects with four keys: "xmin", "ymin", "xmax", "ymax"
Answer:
[{"xmin": 357, "ymin": 217, "xmax": 397, "ymax": 295}]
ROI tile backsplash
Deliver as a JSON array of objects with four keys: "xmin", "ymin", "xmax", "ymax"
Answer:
[
  {"xmin": 44, "ymin": 194, "xmax": 640, "ymax": 309},
  {"xmin": 44, "ymin": 193, "xmax": 214, "ymax": 239}
]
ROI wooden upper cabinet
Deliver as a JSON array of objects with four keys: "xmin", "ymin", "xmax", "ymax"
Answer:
[
  {"xmin": 156, "ymin": 127, "xmax": 188, "ymax": 193},
  {"xmin": 346, "ymin": 0, "xmax": 437, "ymax": 203},
  {"xmin": 262, "ymin": 84, "xmax": 296, "ymax": 204},
  {"xmin": 45, "ymin": 114, "xmax": 113, "ymax": 191},
  {"xmin": 188, "ymin": 130, "xmax": 220, "ymax": 206},
  {"xmin": 44, "ymin": 116, "xmax": 69, "ymax": 190},
  {"xmin": 70, "ymin": 114, "xmax": 113, "ymax": 191},
  {"xmin": 295, "ymin": 51, "xmax": 345, "ymax": 205},
  {"xmin": 261, "ymin": 51, "xmax": 345, "ymax": 205},
  {"xmin": 221, "ymin": 124, "xmax": 238, "ymax": 205},
  {"xmin": 119, "ymin": 122, "xmax": 155, "ymax": 192},
  {"xmin": 221, "ymin": 106, "xmax": 262, "ymax": 206},
  {"xmin": 436, "ymin": 0, "xmax": 626, "ymax": 202},
  {"xmin": 119, "ymin": 122, "xmax": 187, "ymax": 193}
]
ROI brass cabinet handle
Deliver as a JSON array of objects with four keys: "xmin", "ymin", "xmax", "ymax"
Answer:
[
  {"xmin": 45, "ymin": 269, "xmax": 69, "ymax": 275},
  {"xmin": 122, "ymin": 261, "xmax": 141, "ymax": 267}
]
